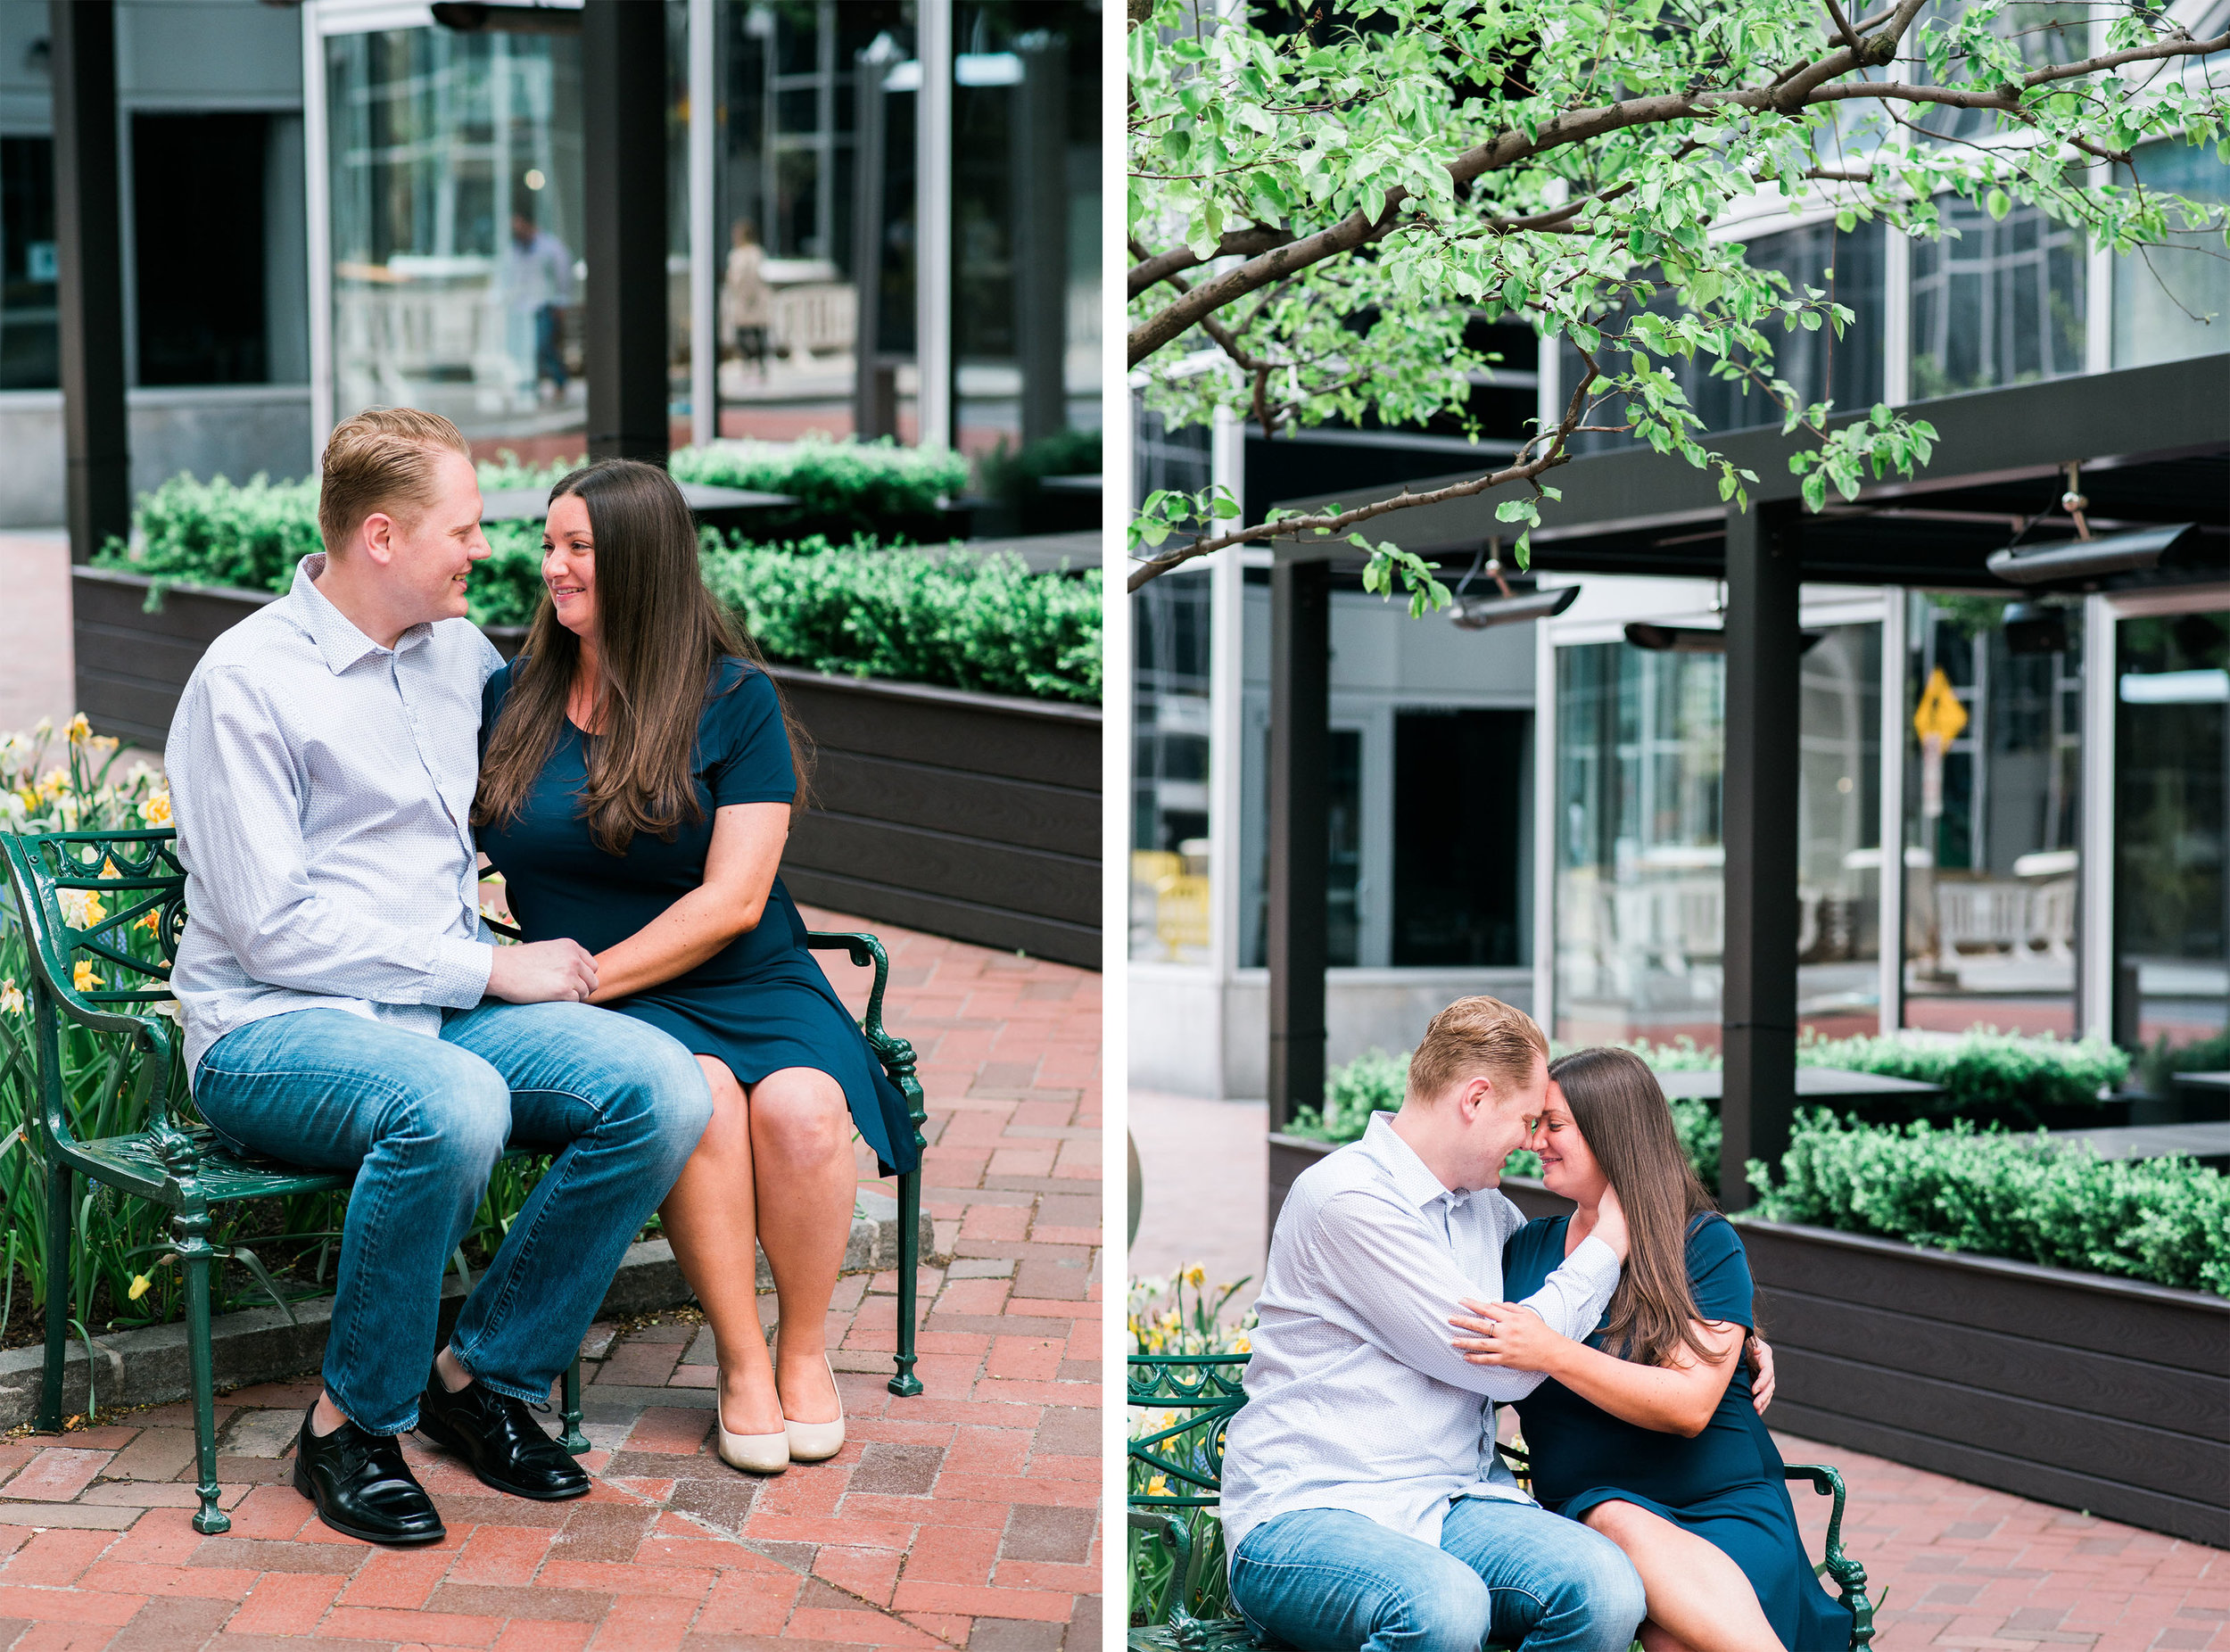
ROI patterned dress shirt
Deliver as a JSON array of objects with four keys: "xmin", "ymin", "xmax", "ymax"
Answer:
[
  {"xmin": 166, "ymin": 554, "xmax": 503, "ymax": 1086},
  {"xmin": 1219, "ymin": 1111, "xmax": 1623, "ymax": 1549}
]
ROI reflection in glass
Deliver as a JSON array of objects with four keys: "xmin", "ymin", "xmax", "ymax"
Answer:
[
  {"xmin": 2111, "ymin": 139, "xmax": 2230, "ymax": 370},
  {"xmin": 326, "ymin": 26, "xmax": 586, "ymax": 457},
  {"xmin": 1552, "ymin": 620, "xmax": 1883, "ymax": 1046},
  {"xmin": 2115, "ymin": 610, "xmax": 2227, "ymax": 1052},
  {"xmin": 0, "ymin": 136, "xmax": 59, "ymax": 389},
  {"xmin": 1910, "ymin": 198, "xmax": 2085, "ymax": 398},
  {"xmin": 1132, "ymin": 568, "xmax": 1213, "ymax": 964},
  {"xmin": 1901, "ymin": 597, "xmax": 2082, "ymax": 1037}
]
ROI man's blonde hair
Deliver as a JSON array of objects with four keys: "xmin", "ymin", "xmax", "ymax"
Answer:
[
  {"xmin": 1407, "ymin": 995, "xmax": 1549, "ymax": 1104},
  {"xmin": 316, "ymin": 407, "xmax": 472, "ymax": 555}
]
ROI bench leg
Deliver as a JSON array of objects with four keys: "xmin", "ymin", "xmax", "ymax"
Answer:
[
  {"xmin": 559, "ymin": 1355, "xmax": 589, "ymax": 1455},
  {"xmin": 177, "ymin": 1211, "xmax": 230, "ymax": 1535},
  {"xmin": 888, "ymin": 1169, "xmax": 923, "ymax": 1398},
  {"xmin": 37, "ymin": 1157, "xmax": 70, "ymax": 1433}
]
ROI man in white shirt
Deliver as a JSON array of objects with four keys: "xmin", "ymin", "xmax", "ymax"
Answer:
[
  {"xmin": 1219, "ymin": 996, "xmax": 1648, "ymax": 1650},
  {"xmin": 504, "ymin": 210, "xmax": 573, "ymax": 397}
]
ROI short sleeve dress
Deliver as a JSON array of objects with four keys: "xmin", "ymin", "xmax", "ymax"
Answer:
[
  {"xmin": 477, "ymin": 657, "xmax": 921, "ymax": 1177},
  {"xmin": 1502, "ymin": 1213, "xmax": 1854, "ymax": 1651}
]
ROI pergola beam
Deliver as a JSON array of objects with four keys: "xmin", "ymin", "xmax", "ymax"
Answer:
[
  {"xmin": 1267, "ymin": 559, "xmax": 1330, "ymax": 1153},
  {"xmin": 582, "ymin": 0, "xmax": 670, "ymax": 463},
  {"xmin": 50, "ymin": 0, "xmax": 128, "ymax": 566}
]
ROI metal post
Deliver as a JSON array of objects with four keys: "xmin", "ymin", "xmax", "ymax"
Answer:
[
  {"xmin": 1721, "ymin": 502, "xmax": 1802, "ymax": 1210},
  {"xmin": 915, "ymin": 0, "xmax": 953, "ymax": 450},
  {"xmin": 689, "ymin": 0, "xmax": 717, "ymax": 450},
  {"xmin": 2079, "ymin": 592, "xmax": 2118, "ymax": 1038},
  {"xmin": 1268, "ymin": 557, "xmax": 1330, "ymax": 1143},
  {"xmin": 49, "ymin": 0, "xmax": 128, "ymax": 566},
  {"xmin": 1877, "ymin": 589, "xmax": 1906, "ymax": 1034},
  {"xmin": 852, "ymin": 37, "xmax": 896, "ymax": 441},
  {"xmin": 1011, "ymin": 31, "xmax": 1068, "ymax": 446},
  {"xmin": 582, "ymin": 0, "xmax": 671, "ymax": 462}
]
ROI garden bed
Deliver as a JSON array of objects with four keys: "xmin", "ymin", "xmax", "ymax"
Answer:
[{"xmin": 1499, "ymin": 1175, "xmax": 2230, "ymax": 1547}]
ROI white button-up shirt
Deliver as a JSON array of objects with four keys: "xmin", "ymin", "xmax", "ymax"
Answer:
[
  {"xmin": 1220, "ymin": 1112, "xmax": 1622, "ymax": 1549},
  {"xmin": 166, "ymin": 555, "xmax": 503, "ymax": 1086}
]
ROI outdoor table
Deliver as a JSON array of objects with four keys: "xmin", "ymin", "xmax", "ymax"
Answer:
[
  {"xmin": 2049, "ymin": 1120, "xmax": 2230, "ymax": 1167},
  {"xmin": 1651, "ymin": 1066, "xmax": 1946, "ymax": 1106},
  {"xmin": 2169, "ymin": 1070, "xmax": 2230, "ymax": 1095},
  {"xmin": 479, "ymin": 481, "xmax": 796, "ymax": 532}
]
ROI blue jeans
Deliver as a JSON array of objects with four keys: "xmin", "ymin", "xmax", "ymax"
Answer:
[
  {"xmin": 1229, "ymin": 1501, "xmax": 1647, "ymax": 1652},
  {"xmin": 194, "ymin": 1003, "xmax": 713, "ymax": 1435}
]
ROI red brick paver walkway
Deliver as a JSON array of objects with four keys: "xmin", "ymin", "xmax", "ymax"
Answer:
[
  {"xmin": 0, "ymin": 908, "xmax": 1103, "ymax": 1651},
  {"xmin": 1776, "ymin": 1431, "xmax": 2227, "ymax": 1651}
]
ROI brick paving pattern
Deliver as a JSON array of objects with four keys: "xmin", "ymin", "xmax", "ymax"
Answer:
[
  {"xmin": 1776, "ymin": 1430, "xmax": 2226, "ymax": 1650},
  {"xmin": 0, "ymin": 906, "xmax": 1103, "ymax": 1651}
]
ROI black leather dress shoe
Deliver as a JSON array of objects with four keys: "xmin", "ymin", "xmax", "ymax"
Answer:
[
  {"xmin": 292, "ymin": 1404, "xmax": 445, "ymax": 1546},
  {"xmin": 416, "ymin": 1367, "xmax": 591, "ymax": 1501}
]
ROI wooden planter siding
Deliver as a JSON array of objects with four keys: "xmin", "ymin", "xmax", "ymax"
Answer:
[
  {"xmin": 70, "ymin": 566, "xmax": 1101, "ymax": 968},
  {"xmin": 1269, "ymin": 1135, "xmax": 2230, "ymax": 1547}
]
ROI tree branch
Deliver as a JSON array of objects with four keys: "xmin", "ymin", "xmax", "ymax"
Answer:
[{"xmin": 1127, "ymin": 227, "xmax": 1296, "ymax": 297}]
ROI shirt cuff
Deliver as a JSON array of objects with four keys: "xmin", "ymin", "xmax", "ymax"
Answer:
[
  {"xmin": 1559, "ymin": 1234, "xmax": 1623, "ymax": 1303},
  {"xmin": 429, "ymin": 937, "xmax": 495, "ymax": 1008}
]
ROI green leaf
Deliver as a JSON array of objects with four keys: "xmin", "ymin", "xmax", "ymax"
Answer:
[{"xmin": 1986, "ymin": 188, "xmax": 2011, "ymax": 221}]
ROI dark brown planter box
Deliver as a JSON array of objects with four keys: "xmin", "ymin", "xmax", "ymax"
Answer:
[
  {"xmin": 71, "ymin": 566, "xmax": 1101, "ymax": 969},
  {"xmin": 1276, "ymin": 1146, "xmax": 2230, "ymax": 1548}
]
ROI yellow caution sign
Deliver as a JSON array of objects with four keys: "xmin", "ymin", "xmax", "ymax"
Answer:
[{"xmin": 1913, "ymin": 666, "xmax": 1969, "ymax": 746}]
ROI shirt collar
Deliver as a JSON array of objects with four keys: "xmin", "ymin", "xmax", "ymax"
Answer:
[
  {"xmin": 1359, "ymin": 1112, "xmax": 1469, "ymax": 1211},
  {"xmin": 287, "ymin": 554, "xmax": 434, "ymax": 674}
]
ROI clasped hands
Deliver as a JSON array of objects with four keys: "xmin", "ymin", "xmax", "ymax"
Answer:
[{"xmin": 1447, "ymin": 1300, "xmax": 1778, "ymax": 1414}]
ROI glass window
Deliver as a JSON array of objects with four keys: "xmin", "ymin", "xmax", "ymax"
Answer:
[
  {"xmin": 1900, "ymin": 596, "xmax": 2082, "ymax": 1037},
  {"xmin": 1552, "ymin": 618, "xmax": 1884, "ymax": 1045},
  {"xmin": 1561, "ymin": 219, "xmax": 1886, "ymax": 456},
  {"xmin": 326, "ymin": 24, "xmax": 587, "ymax": 458},
  {"xmin": 1909, "ymin": 198, "xmax": 2085, "ymax": 398},
  {"xmin": 2111, "ymin": 139, "xmax": 2230, "ymax": 369},
  {"xmin": 132, "ymin": 113, "xmax": 273, "ymax": 386},
  {"xmin": 1392, "ymin": 708, "xmax": 1529, "ymax": 967},
  {"xmin": 0, "ymin": 135, "xmax": 57, "ymax": 390},
  {"xmin": 2114, "ymin": 609, "xmax": 2227, "ymax": 1053}
]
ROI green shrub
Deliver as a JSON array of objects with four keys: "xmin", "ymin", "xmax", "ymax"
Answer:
[
  {"xmin": 105, "ymin": 472, "xmax": 323, "ymax": 596},
  {"xmin": 2138, "ymin": 1028, "xmax": 2230, "ymax": 1098},
  {"xmin": 671, "ymin": 436, "xmax": 970, "ymax": 542},
  {"xmin": 701, "ymin": 535, "xmax": 1100, "ymax": 704},
  {"xmin": 1749, "ymin": 1112, "xmax": 2230, "ymax": 1296}
]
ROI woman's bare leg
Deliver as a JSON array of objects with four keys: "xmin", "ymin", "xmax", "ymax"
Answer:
[
  {"xmin": 658, "ymin": 1055, "xmax": 783, "ymax": 1435},
  {"xmin": 747, "ymin": 1066, "xmax": 854, "ymax": 1425},
  {"xmin": 1582, "ymin": 1499, "xmax": 1786, "ymax": 1652}
]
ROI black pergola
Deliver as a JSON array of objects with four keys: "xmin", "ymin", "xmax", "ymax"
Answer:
[
  {"xmin": 47, "ymin": 0, "xmax": 675, "ymax": 568},
  {"xmin": 1260, "ymin": 352, "xmax": 2230, "ymax": 1209}
]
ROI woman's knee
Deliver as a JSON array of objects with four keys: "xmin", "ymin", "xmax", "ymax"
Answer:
[
  {"xmin": 1558, "ymin": 1512, "xmax": 1650, "ymax": 1633},
  {"xmin": 747, "ymin": 1070, "xmax": 850, "ymax": 1166},
  {"xmin": 690, "ymin": 1057, "xmax": 751, "ymax": 1154}
]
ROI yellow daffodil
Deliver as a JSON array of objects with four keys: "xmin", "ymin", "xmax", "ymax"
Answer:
[
  {"xmin": 1232, "ymin": 1335, "xmax": 1251, "ymax": 1354},
  {"xmin": 1147, "ymin": 1474, "xmax": 1169, "ymax": 1497},
  {"xmin": 88, "ymin": 735, "xmax": 119, "ymax": 755},
  {"xmin": 72, "ymin": 962, "xmax": 102, "ymax": 993},
  {"xmin": 0, "ymin": 979, "xmax": 22, "ymax": 1016},
  {"xmin": 128, "ymin": 1274, "xmax": 153, "ymax": 1301},
  {"xmin": 65, "ymin": 714, "xmax": 90, "ymax": 743},
  {"xmin": 136, "ymin": 910, "xmax": 161, "ymax": 934},
  {"xmin": 139, "ymin": 791, "xmax": 171, "ymax": 826},
  {"xmin": 1185, "ymin": 1264, "xmax": 1206, "ymax": 1287}
]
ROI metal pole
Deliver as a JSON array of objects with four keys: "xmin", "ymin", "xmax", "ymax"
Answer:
[
  {"xmin": 50, "ymin": 0, "xmax": 128, "ymax": 566},
  {"xmin": 1011, "ymin": 31, "xmax": 1067, "ymax": 446},
  {"xmin": 582, "ymin": 0, "xmax": 671, "ymax": 462},
  {"xmin": 689, "ymin": 0, "xmax": 717, "ymax": 450},
  {"xmin": 1877, "ymin": 588, "xmax": 1906, "ymax": 1035},
  {"xmin": 1268, "ymin": 558, "xmax": 1330, "ymax": 1143},
  {"xmin": 851, "ymin": 37, "xmax": 894, "ymax": 441},
  {"xmin": 1721, "ymin": 502, "xmax": 1802, "ymax": 1210},
  {"xmin": 2079, "ymin": 592, "xmax": 2118, "ymax": 1038},
  {"xmin": 914, "ymin": 0, "xmax": 952, "ymax": 451}
]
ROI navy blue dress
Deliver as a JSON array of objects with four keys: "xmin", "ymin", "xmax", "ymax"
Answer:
[
  {"xmin": 1502, "ymin": 1213, "xmax": 1853, "ymax": 1651},
  {"xmin": 478, "ymin": 657, "xmax": 920, "ymax": 1177}
]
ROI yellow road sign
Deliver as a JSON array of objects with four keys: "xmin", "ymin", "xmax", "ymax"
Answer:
[{"xmin": 1913, "ymin": 666, "xmax": 1969, "ymax": 745}]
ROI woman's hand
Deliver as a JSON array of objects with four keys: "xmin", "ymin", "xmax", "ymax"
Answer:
[
  {"xmin": 1747, "ymin": 1334, "xmax": 1775, "ymax": 1414},
  {"xmin": 1450, "ymin": 1299, "xmax": 1573, "ymax": 1376}
]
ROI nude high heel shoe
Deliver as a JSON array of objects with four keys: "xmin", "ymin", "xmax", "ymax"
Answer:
[
  {"xmin": 714, "ymin": 1375, "xmax": 789, "ymax": 1474},
  {"xmin": 782, "ymin": 1355, "xmax": 846, "ymax": 1463}
]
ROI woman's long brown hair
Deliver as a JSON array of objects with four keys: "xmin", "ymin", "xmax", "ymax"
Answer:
[
  {"xmin": 1548, "ymin": 1045, "xmax": 1738, "ymax": 1371},
  {"xmin": 472, "ymin": 458, "xmax": 813, "ymax": 855}
]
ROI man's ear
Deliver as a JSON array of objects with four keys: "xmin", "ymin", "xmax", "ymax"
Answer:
[
  {"xmin": 359, "ymin": 512, "xmax": 396, "ymax": 567},
  {"xmin": 1458, "ymin": 1075, "xmax": 1493, "ymax": 1122}
]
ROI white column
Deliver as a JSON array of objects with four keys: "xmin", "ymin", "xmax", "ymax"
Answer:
[
  {"xmin": 2078, "ymin": 594, "xmax": 2118, "ymax": 1037},
  {"xmin": 1878, "ymin": 589, "xmax": 1906, "ymax": 1033},
  {"xmin": 301, "ymin": 0, "xmax": 334, "ymax": 453},
  {"xmin": 1208, "ymin": 408, "xmax": 1246, "ymax": 987},
  {"xmin": 1882, "ymin": 228, "xmax": 1912, "ymax": 408},
  {"xmin": 1532, "ymin": 620, "xmax": 1559, "ymax": 1032},
  {"xmin": 689, "ymin": 0, "xmax": 717, "ymax": 449},
  {"xmin": 914, "ymin": 0, "xmax": 953, "ymax": 451}
]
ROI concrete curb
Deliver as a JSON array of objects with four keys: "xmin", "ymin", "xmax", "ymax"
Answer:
[{"xmin": 0, "ymin": 1190, "xmax": 929, "ymax": 1430}]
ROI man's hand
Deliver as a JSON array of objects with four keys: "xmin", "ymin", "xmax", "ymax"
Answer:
[
  {"xmin": 1449, "ymin": 1300, "xmax": 1570, "ymax": 1376},
  {"xmin": 486, "ymin": 938, "xmax": 598, "ymax": 1004},
  {"xmin": 1747, "ymin": 1334, "xmax": 1776, "ymax": 1414}
]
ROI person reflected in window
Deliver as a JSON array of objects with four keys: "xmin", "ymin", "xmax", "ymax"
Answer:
[
  {"xmin": 723, "ymin": 219, "xmax": 771, "ymax": 381},
  {"xmin": 504, "ymin": 207, "xmax": 573, "ymax": 403}
]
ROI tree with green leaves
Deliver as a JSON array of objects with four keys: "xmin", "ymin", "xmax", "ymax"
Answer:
[{"xmin": 1127, "ymin": 0, "xmax": 2228, "ymax": 608}]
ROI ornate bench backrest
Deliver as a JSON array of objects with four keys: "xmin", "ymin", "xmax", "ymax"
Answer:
[{"xmin": 1128, "ymin": 1353, "xmax": 1250, "ymax": 1510}]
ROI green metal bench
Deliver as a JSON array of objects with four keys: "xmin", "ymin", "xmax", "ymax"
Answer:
[
  {"xmin": 2, "ymin": 826, "xmax": 929, "ymax": 1538},
  {"xmin": 1128, "ymin": 1351, "xmax": 1876, "ymax": 1650}
]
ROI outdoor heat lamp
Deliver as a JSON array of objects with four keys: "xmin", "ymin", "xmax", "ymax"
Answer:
[
  {"xmin": 1986, "ymin": 522, "xmax": 2201, "ymax": 589},
  {"xmin": 431, "ymin": 3, "xmax": 582, "ymax": 33},
  {"xmin": 1624, "ymin": 622, "xmax": 1827, "ymax": 654},
  {"xmin": 1446, "ymin": 540, "xmax": 1582, "ymax": 631}
]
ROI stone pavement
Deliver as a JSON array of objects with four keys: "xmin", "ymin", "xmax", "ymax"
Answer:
[
  {"xmin": 1774, "ymin": 1430, "xmax": 2228, "ymax": 1651},
  {"xmin": 0, "ymin": 907, "xmax": 1103, "ymax": 1651}
]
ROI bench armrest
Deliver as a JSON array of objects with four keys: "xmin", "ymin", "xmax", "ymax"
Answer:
[
  {"xmin": 805, "ymin": 930, "xmax": 927, "ymax": 1154},
  {"xmin": 1785, "ymin": 1464, "xmax": 1876, "ymax": 1641},
  {"xmin": 1127, "ymin": 1507, "xmax": 1195, "ymax": 1631}
]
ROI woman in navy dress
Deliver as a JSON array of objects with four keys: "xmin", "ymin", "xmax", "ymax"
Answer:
[
  {"xmin": 1450, "ymin": 1047, "xmax": 1853, "ymax": 1651},
  {"xmin": 473, "ymin": 458, "xmax": 920, "ymax": 1476}
]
